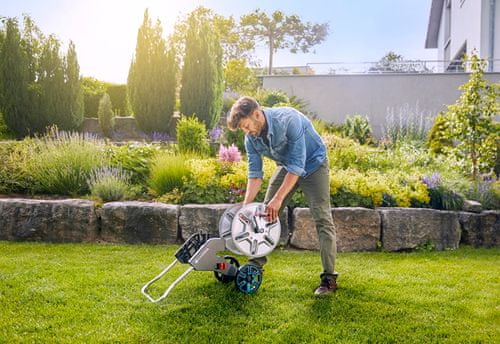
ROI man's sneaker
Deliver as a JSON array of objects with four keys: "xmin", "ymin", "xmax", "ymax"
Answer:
[{"xmin": 314, "ymin": 277, "xmax": 337, "ymax": 296}]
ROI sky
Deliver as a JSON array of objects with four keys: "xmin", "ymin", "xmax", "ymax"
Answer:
[{"xmin": 1, "ymin": 0, "xmax": 437, "ymax": 83}]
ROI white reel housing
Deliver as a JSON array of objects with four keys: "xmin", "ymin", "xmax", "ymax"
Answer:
[{"xmin": 219, "ymin": 203, "xmax": 281, "ymax": 258}]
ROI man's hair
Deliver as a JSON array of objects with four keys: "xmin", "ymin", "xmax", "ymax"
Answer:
[{"xmin": 227, "ymin": 96, "xmax": 260, "ymax": 131}]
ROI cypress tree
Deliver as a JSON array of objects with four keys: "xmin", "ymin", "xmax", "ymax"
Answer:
[
  {"xmin": 38, "ymin": 35, "xmax": 65, "ymax": 131},
  {"xmin": 180, "ymin": 11, "xmax": 224, "ymax": 129},
  {"xmin": 0, "ymin": 16, "xmax": 83, "ymax": 136},
  {"xmin": 128, "ymin": 9, "xmax": 177, "ymax": 133},
  {"xmin": 0, "ymin": 18, "xmax": 33, "ymax": 137},
  {"xmin": 98, "ymin": 93, "xmax": 114, "ymax": 138},
  {"xmin": 63, "ymin": 41, "xmax": 84, "ymax": 129}
]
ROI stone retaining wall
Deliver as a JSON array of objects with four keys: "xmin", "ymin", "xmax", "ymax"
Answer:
[{"xmin": 0, "ymin": 198, "xmax": 498, "ymax": 251}]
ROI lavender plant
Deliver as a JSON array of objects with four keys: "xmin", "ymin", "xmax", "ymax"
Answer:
[
  {"xmin": 87, "ymin": 167, "xmax": 131, "ymax": 202},
  {"xmin": 382, "ymin": 102, "xmax": 432, "ymax": 146},
  {"xmin": 421, "ymin": 172, "xmax": 464, "ymax": 210}
]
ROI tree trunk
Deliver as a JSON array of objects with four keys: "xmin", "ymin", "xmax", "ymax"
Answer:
[{"xmin": 268, "ymin": 36, "xmax": 273, "ymax": 75}]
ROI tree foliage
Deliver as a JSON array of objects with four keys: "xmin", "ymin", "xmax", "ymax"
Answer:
[
  {"xmin": 128, "ymin": 9, "xmax": 177, "ymax": 133},
  {"xmin": 224, "ymin": 59, "xmax": 258, "ymax": 93},
  {"xmin": 0, "ymin": 15, "xmax": 83, "ymax": 136},
  {"xmin": 172, "ymin": 7, "xmax": 255, "ymax": 66},
  {"xmin": 369, "ymin": 51, "xmax": 432, "ymax": 73},
  {"xmin": 240, "ymin": 9, "xmax": 329, "ymax": 75},
  {"xmin": 442, "ymin": 53, "xmax": 500, "ymax": 180},
  {"xmin": 179, "ymin": 9, "xmax": 224, "ymax": 129},
  {"xmin": 98, "ymin": 93, "xmax": 114, "ymax": 138}
]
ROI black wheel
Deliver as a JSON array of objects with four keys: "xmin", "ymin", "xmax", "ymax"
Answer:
[
  {"xmin": 235, "ymin": 264, "xmax": 262, "ymax": 294},
  {"xmin": 214, "ymin": 256, "xmax": 240, "ymax": 283}
]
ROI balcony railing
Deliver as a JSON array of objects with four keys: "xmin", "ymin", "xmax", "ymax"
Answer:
[{"xmin": 302, "ymin": 59, "xmax": 500, "ymax": 75}]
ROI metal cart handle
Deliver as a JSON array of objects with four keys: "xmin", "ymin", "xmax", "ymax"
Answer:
[{"xmin": 141, "ymin": 259, "xmax": 194, "ymax": 303}]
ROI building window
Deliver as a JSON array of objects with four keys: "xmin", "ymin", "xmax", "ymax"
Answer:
[{"xmin": 445, "ymin": 0, "xmax": 452, "ymax": 43}]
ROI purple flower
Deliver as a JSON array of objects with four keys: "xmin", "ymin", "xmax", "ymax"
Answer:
[
  {"xmin": 149, "ymin": 132, "xmax": 170, "ymax": 142},
  {"xmin": 209, "ymin": 127, "xmax": 224, "ymax": 141},
  {"xmin": 422, "ymin": 172, "xmax": 441, "ymax": 189},
  {"xmin": 219, "ymin": 144, "xmax": 242, "ymax": 163}
]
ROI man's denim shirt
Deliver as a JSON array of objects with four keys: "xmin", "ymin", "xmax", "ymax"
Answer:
[{"xmin": 245, "ymin": 107, "xmax": 327, "ymax": 179}]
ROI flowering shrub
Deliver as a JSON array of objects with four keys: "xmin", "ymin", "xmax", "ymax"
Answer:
[
  {"xmin": 209, "ymin": 127, "xmax": 224, "ymax": 142},
  {"xmin": 218, "ymin": 144, "xmax": 242, "ymax": 163},
  {"xmin": 421, "ymin": 172, "xmax": 464, "ymax": 210},
  {"xmin": 174, "ymin": 157, "xmax": 276, "ymax": 204},
  {"xmin": 329, "ymin": 168, "xmax": 430, "ymax": 208}
]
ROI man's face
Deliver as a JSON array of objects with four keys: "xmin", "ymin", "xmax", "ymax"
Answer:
[{"xmin": 238, "ymin": 110, "xmax": 263, "ymax": 136}]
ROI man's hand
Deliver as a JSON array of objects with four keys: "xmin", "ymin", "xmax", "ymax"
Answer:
[
  {"xmin": 264, "ymin": 172, "xmax": 299, "ymax": 222},
  {"xmin": 265, "ymin": 196, "xmax": 283, "ymax": 223}
]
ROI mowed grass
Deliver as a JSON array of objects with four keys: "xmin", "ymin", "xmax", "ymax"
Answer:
[{"xmin": 0, "ymin": 243, "xmax": 498, "ymax": 343}]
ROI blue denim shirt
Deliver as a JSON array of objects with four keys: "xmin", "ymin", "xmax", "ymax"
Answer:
[{"xmin": 245, "ymin": 107, "xmax": 327, "ymax": 179}]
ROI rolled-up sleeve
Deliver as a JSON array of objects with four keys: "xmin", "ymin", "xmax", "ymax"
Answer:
[
  {"xmin": 245, "ymin": 136, "xmax": 264, "ymax": 179},
  {"xmin": 285, "ymin": 118, "xmax": 307, "ymax": 177}
]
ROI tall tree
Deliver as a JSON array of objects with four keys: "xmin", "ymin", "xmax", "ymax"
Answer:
[
  {"xmin": 0, "ymin": 16, "xmax": 83, "ymax": 136},
  {"xmin": 240, "ymin": 9, "xmax": 329, "ymax": 75},
  {"xmin": 0, "ymin": 17, "xmax": 33, "ymax": 136},
  {"xmin": 128, "ymin": 9, "xmax": 177, "ymax": 133},
  {"xmin": 63, "ymin": 41, "xmax": 84, "ymax": 129},
  {"xmin": 179, "ymin": 9, "xmax": 224, "ymax": 128},
  {"xmin": 172, "ymin": 7, "xmax": 255, "ymax": 67},
  {"xmin": 38, "ymin": 34, "xmax": 65, "ymax": 130},
  {"xmin": 442, "ymin": 54, "xmax": 500, "ymax": 181}
]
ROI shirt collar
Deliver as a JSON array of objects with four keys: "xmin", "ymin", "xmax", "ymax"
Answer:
[{"xmin": 262, "ymin": 109, "xmax": 273, "ymax": 140}]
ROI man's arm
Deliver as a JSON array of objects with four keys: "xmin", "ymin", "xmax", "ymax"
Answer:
[
  {"xmin": 243, "ymin": 178, "xmax": 262, "ymax": 205},
  {"xmin": 243, "ymin": 136, "xmax": 263, "ymax": 205},
  {"xmin": 265, "ymin": 172, "xmax": 299, "ymax": 222}
]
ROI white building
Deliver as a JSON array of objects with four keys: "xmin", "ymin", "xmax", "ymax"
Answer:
[{"xmin": 425, "ymin": 0, "xmax": 500, "ymax": 72}]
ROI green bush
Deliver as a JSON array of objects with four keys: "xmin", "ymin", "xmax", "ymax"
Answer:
[
  {"xmin": 82, "ymin": 77, "xmax": 108, "ymax": 117},
  {"xmin": 331, "ymin": 187, "xmax": 374, "ymax": 208},
  {"xmin": 25, "ymin": 129, "xmax": 108, "ymax": 195},
  {"xmin": 148, "ymin": 153, "xmax": 191, "ymax": 196},
  {"xmin": 0, "ymin": 112, "xmax": 14, "ymax": 140},
  {"xmin": 87, "ymin": 167, "xmax": 131, "ymax": 202},
  {"xmin": 106, "ymin": 84, "xmax": 129, "ymax": 116},
  {"xmin": 222, "ymin": 97, "xmax": 236, "ymax": 114},
  {"xmin": 0, "ymin": 140, "xmax": 33, "ymax": 194},
  {"xmin": 311, "ymin": 118, "xmax": 330, "ymax": 136},
  {"xmin": 342, "ymin": 115, "xmax": 375, "ymax": 145},
  {"xmin": 224, "ymin": 127, "xmax": 245, "ymax": 153},
  {"xmin": 98, "ymin": 93, "xmax": 115, "ymax": 138},
  {"xmin": 421, "ymin": 173, "xmax": 465, "ymax": 210},
  {"xmin": 255, "ymin": 89, "xmax": 289, "ymax": 107},
  {"xmin": 107, "ymin": 143, "xmax": 161, "ymax": 185},
  {"xmin": 176, "ymin": 116, "xmax": 209, "ymax": 155},
  {"xmin": 84, "ymin": 93, "xmax": 102, "ymax": 118},
  {"xmin": 480, "ymin": 180, "xmax": 500, "ymax": 210},
  {"xmin": 427, "ymin": 186, "xmax": 464, "ymax": 210},
  {"xmin": 427, "ymin": 112, "xmax": 453, "ymax": 154}
]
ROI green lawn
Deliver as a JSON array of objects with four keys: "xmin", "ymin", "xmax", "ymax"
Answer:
[{"xmin": 0, "ymin": 243, "xmax": 498, "ymax": 343}]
